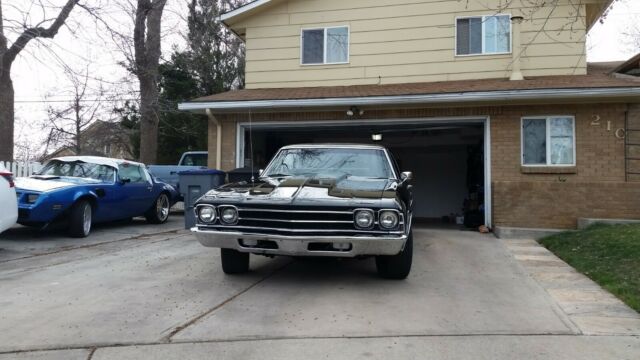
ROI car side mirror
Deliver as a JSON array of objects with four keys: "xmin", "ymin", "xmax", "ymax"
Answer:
[
  {"xmin": 258, "ymin": 169, "xmax": 264, "ymax": 176},
  {"xmin": 401, "ymin": 171, "xmax": 413, "ymax": 182}
]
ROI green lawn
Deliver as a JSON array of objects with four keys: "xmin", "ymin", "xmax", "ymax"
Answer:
[{"xmin": 539, "ymin": 224, "xmax": 640, "ymax": 313}]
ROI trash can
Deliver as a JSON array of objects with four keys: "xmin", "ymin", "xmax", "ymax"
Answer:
[
  {"xmin": 178, "ymin": 169, "xmax": 226, "ymax": 229},
  {"xmin": 227, "ymin": 167, "xmax": 260, "ymax": 184}
]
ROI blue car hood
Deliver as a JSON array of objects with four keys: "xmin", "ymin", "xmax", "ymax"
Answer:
[{"xmin": 15, "ymin": 176, "xmax": 102, "ymax": 193}]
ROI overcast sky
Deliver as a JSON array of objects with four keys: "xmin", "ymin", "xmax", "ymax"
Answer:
[{"xmin": 6, "ymin": 0, "xmax": 640, "ymax": 160}]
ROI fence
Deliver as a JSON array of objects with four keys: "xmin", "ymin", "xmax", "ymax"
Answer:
[{"xmin": 1, "ymin": 161, "xmax": 43, "ymax": 178}]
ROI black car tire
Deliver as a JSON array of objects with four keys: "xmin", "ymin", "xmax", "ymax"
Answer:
[
  {"xmin": 221, "ymin": 248, "xmax": 250, "ymax": 274},
  {"xmin": 375, "ymin": 231, "xmax": 413, "ymax": 279},
  {"xmin": 145, "ymin": 193, "xmax": 170, "ymax": 224},
  {"xmin": 68, "ymin": 199, "xmax": 92, "ymax": 238}
]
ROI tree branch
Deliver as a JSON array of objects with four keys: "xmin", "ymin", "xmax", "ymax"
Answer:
[{"xmin": 2, "ymin": 0, "xmax": 79, "ymax": 69}]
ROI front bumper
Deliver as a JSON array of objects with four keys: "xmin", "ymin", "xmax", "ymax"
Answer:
[{"xmin": 192, "ymin": 227, "xmax": 408, "ymax": 257}]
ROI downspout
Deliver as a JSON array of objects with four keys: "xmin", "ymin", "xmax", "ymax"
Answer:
[
  {"xmin": 510, "ymin": 16, "xmax": 525, "ymax": 81},
  {"xmin": 205, "ymin": 108, "xmax": 222, "ymax": 170}
]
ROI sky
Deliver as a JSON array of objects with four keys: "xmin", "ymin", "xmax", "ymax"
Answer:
[{"xmin": 5, "ymin": 0, "xmax": 640, "ymax": 161}]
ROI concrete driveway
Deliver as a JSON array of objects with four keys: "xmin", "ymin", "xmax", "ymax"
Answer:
[{"xmin": 0, "ymin": 223, "xmax": 638, "ymax": 359}]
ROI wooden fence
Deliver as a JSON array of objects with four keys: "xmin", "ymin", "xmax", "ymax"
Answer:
[{"xmin": 0, "ymin": 161, "xmax": 43, "ymax": 178}]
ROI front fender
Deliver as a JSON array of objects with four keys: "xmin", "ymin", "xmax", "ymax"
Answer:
[{"xmin": 19, "ymin": 188, "xmax": 97, "ymax": 223}]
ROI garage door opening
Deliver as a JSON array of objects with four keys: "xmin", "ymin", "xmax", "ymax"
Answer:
[{"xmin": 236, "ymin": 118, "xmax": 490, "ymax": 228}]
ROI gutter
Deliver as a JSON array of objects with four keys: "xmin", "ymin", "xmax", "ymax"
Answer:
[{"xmin": 179, "ymin": 87, "xmax": 640, "ymax": 112}]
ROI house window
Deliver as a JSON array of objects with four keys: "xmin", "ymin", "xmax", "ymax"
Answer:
[
  {"xmin": 456, "ymin": 15, "xmax": 511, "ymax": 55},
  {"xmin": 522, "ymin": 116, "xmax": 575, "ymax": 166},
  {"xmin": 301, "ymin": 26, "xmax": 349, "ymax": 65}
]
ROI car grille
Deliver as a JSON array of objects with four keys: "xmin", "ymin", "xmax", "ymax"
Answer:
[{"xmin": 200, "ymin": 205, "xmax": 405, "ymax": 236}]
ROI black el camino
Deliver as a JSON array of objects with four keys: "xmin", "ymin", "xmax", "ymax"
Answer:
[{"xmin": 193, "ymin": 144, "xmax": 414, "ymax": 279}]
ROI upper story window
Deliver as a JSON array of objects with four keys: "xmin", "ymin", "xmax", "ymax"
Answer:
[
  {"xmin": 301, "ymin": 26, "xmax": 349, "ymax": 65},
  {"xmin": 522, "ymin": 116, "xmax": 575, "ymax": 166},
  {"xmin": 456, "ymin": 15, "xmax": 511, "ymax": 56}
]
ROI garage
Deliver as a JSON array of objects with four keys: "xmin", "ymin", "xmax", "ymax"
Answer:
[{"xmin": 234, "ymin": 118, "xmax": 491, "ymax": 227}]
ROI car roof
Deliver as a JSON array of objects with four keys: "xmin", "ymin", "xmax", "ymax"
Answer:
[
  {"xmin": 280, "ymin": 143, "xmax": 387, "ymax": 150},
  {"xmin": 183, "ymin": 151, "xmax": 208, "ymax": 155},
  {"xmin": 49, "ymin": 156, "xmax": 144, "ymax": 169}
]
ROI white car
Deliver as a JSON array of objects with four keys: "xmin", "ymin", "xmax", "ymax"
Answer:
[{"xmin": 0, "ymin": 164, "xmax": 18, "ymax": 234}]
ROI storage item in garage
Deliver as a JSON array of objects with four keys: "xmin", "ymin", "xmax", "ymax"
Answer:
[
  {"xmin": 227, "ymin": 167, "xmax": 260, "ymax": 184},
  {"xmin": 178, "ymin": 169, "xmax": 226, "ymax": 229},
  {"xmin": 464, "ymin": 210, "xmax": 484, "ymax": 228}
]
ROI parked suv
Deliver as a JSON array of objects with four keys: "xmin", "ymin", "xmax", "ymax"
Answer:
[{"xmin": 192, "ymin": 144, "xmax": 414, "ymax": 279}]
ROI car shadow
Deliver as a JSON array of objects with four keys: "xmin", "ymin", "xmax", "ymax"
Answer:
[{"xmin": 258, "ymin": 255, "xmax": 384, "ymax": 280}]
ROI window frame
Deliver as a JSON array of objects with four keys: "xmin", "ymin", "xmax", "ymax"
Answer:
[
  {"xmin": 300, "ymin": 25, "xmax": 350, "ymax": 66},
  {"xmin": 520, "ymin": 116, "xmax": 577, "ymax": 167},
  {"xmin": 455, "ymin": 14, "xmax": 512, "ymax": 57}
]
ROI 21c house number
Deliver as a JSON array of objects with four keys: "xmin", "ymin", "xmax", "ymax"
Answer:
[{"xmin": 591, "ymin": 115, "xmax": 626, "ymax": 139}]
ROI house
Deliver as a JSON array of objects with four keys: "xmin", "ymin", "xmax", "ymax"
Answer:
[
  {"xmin": 43, "ymin": 120, "xmax": 134, "ymax": 161},
  {"xmin": 179, "ymin": 0, "xmax": 640, "ymax": 233}
]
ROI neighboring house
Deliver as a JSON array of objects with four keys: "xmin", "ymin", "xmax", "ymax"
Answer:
[
  {"xmin": 44, "ymin": 120, "xmax": 134, "ymax": 161},
  {"xmin": 179, "ymin": 0, "xmax": 640, "ymax": 232}
]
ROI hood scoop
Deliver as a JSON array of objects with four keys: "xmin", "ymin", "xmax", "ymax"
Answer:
[{"xmin": 30, "ymin": 175, "xmax": 60, "ymax": 180}]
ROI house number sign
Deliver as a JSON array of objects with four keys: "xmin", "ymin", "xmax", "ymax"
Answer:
[{"xmin": 591, "ymin": 115, "xmax": 626, "ymax": 139}]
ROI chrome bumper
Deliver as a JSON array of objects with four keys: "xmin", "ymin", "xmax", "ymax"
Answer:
[{"xmin": 192, "ymin": 227, "xmax": 408, "ymax": 257}]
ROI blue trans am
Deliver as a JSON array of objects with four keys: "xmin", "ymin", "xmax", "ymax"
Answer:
[{"xmin": 15, "ymin": 156, "xmax": 178, "ymax": 238}]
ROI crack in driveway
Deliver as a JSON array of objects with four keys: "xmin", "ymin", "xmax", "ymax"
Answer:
[
  {"xmin": 4, "ymin": 332, "xmax": 623, "ymax": 356},
  {"xmin": 161, "ymin": 259, "xmax": 295, "ymax": 343},
  {"xmin": 0, "ymin": 229, "xmax": 183, "ymax": 265}
]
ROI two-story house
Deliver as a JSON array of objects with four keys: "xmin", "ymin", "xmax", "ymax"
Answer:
[{"xmin": 179, "ymin": 0, "xmax": 640, "ymax": 234}]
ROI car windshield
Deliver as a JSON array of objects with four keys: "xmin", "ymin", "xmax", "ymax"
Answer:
[
  {"xmin": 181, "ymin": 153, "xmax": 208, "ymax": 166},
  {"xmin": 38, "ymin": 160, "xmax": 116, "ymax": 182},
  {"xmin": 264, "ymin": 148, "xmax": 395, "ymax": 179}
]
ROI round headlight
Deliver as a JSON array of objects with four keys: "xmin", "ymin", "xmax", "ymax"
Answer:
[
  {"xmin": 198, "ymin": 206, "xmax": 216, "ymax": 223},
  {"xmin": 354, "ymin": 210, "xmax": 374, "ymax": 229},
  {"xmin": 220, "ymin": 207, "xmax": 238, "ymax": 224},
  {"xmin": 379, "ymin": 210, "xmax": 399, "ymax": 229}
]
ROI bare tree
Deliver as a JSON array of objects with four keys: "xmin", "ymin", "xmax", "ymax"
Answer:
[
  {"xmin": 134, "ymin": 0, "xmax": 167, "ymax": 165},
  {"xmin": 0, "ymin": 0, "xmax": 80, "ymax": 161},
  {"xmin": 43, "ymin": 66, "xmax": 104, "ymax": 157}
]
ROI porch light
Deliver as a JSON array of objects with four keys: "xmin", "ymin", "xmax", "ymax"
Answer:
[{"xmin": 371, "ymin": 133, "xmax": 383, "ymax": 142}]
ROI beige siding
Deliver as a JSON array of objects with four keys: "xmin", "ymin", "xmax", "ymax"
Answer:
[{"xmin": 229, "ymin": 0, "xmax": 589, "ymax": 89}]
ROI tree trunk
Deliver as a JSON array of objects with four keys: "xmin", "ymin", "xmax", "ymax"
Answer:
[
  {"xmin": 139, "ymin": 74, "xmax": 159, "ymax": 164},
  {"xmin": 0, "ymin": 74, "xmax": 14, "ymax": 161}
]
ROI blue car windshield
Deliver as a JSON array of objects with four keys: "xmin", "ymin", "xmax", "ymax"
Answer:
[
  {"xmin": 38, "ymin": 161, "xmax": 116, "ymax": 182},
  {"xmin": 264, "ymin": 148, "xmax": 395, "ymax": 179}
]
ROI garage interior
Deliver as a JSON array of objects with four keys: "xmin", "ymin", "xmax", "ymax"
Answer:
[{"xmin": 239, "ymin": 120, "xmax": 487, "ymax": 227}]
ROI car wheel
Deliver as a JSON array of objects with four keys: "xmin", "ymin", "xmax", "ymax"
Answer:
[
  {"xmin": 375, "ymin": 231, "xmax": 413, "ymax": 279},
  {"xmin": 145, "ymin": 193, "xmax": 170, "ymax": 224},
  {"xmin": 221, "ymin": 248, "xmax": 250, "ymax": 274},
  {"xmin": 68, "ymin": 200, "xmax": 92, "ymax": 238}
]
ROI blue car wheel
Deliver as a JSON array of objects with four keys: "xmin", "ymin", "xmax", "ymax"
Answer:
[
  {"xmin": 145, "ymin": 193, "xmax": 170, "ymax": 224},
  {"xmin": 69, "ymin": 200, "xmax": 92, "ymax": 238}
]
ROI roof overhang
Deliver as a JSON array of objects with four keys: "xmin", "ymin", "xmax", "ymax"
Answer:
[
  {"xmin": 179, "ymin": 87, "xmax": 640, "ymax": 114},
  {"xmin": 220, "ymin": 0, "xmax": 273, "ymax": 22}
]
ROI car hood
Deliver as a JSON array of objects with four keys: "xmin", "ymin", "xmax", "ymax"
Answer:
[
  {"xmin": 206, "ymin": 175, "xmax": 399, "ymax": 203},
  {"xmin": 15, "ymin": 176, "xmax": 101, "ymax": 193}
]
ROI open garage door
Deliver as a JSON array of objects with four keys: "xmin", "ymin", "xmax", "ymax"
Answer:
[{"xmin": 235, "ymin": 118, "xmax": 491, "ymax": 228}]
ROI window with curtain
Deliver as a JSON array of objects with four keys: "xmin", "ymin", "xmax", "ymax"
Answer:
[
  {"xmin": 301, "ymin": 26, "xmax": 349, "ymax": 64},
  {"xmin": 456, "ymin": 15, "xmax": 511, "ymax": 55},
  {"xmin": 522, "ymin": 117, "xmax": 575, "ymax": 166}
]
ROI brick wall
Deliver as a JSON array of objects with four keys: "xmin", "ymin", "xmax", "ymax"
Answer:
[
  {"xmin": 493, "ymin": 181, "xmax": 640, "ymax": 229},
  {"xmin": 627, "ymin": 104, "xmax": 640, "ymax": 182},
  {"xmin": 210, "ymin": 102, "xmax": 640, "ymax": 229}
]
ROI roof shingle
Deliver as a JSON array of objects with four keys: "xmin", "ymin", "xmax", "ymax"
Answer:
[{"xmin": 190, "ymin": 63, "xmax": 640, "ymax": 103}]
